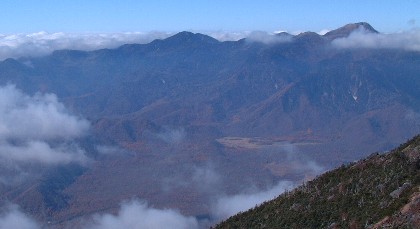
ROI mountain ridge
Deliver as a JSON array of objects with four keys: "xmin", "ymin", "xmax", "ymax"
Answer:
[{"xmin": 13, "ymin": 22, "xmax": 380, "ymax": 58}]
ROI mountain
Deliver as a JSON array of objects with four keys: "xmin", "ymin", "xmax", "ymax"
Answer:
[
  {"xmin": 324, "ymin": 22, "xmax": 378, "ymax": 40},
  {"xmin": 0, "ymin": 22, "xmax": 419, "ymax": 227},
  {"xmin": 215, "ymin": 135, "xmax": 420, "ymax": 228}
]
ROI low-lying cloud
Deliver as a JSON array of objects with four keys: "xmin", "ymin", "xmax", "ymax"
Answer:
[
  {"xmin": 207, "ymin": 31, "xmax": 250, "ymax": 41},
  {"xmin": 0, "ymin": 84, "xmax": 89, "ymax": 141},
  {"xmin": 2, "ymin": 27, "xmax": 420, "ymax": 61},
  {"xmin": 86, "ymin": 200, "xmax": 198, "ymax": 229},
  {"xmin": 1, "ymin": 201, "xmax": 199, "ymax": 229},
  {"xmin": 0, "ymin": 30, "xmax": 295, "ymax": 60},
  {"xmin": 0, "ymin": 84, "xmax": 89, "ymax": 165},
  {"xmin": 156, "ymin": 127, "xmax": 186, "ymax": 144},
  {"xmin": 192, "ymin": 164, "xmax": 221, "ymax": 193},
  {"xmin": 0, "ymin": 200, "xmax": 199, "ymax": 229},
  {"xmin": 0, "ymin": 31, "xmax": 172, "ymax": 60},
  {"xmin": 332, "ymin": 28, "xmax": 420, "ymax": 51},
  {"xmin": 211, "ymin": 181, "xmax": 294, "ymax": 220},
  {"xmin": 0, "ymin": 141, "xmax": 87, "ymax": 164},
  {"xmin": 0, "ymin": 205, "xmax": 40, "ymax": 229},
  {"xmin": 277, "ymin": 142, "xmax": 325, "ymax": 176},
  {"xmin": 246, "ymin": 31, "xmax": 293, "ymax": 44}
]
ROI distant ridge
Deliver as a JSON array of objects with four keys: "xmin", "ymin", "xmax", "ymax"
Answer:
[
  {"xmin": 157, "ymin": 22, "xmax": 379, "ymax": 44},
  {"xmin": 324, "ymin": 22, "xmax": 378, "ymax": 40}
]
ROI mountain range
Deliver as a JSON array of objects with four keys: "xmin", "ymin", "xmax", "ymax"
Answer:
[{"xmin": 0, "ymin": 22, "xmax": 419, "ymax": 227}]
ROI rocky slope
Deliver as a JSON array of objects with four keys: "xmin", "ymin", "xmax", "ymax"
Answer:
[{"xmin": 215, "ymin": 135, "xmax": 420, "ymax": 228}]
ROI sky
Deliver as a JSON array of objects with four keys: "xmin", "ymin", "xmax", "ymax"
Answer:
[{"xmin": 1, "ymin": 0, "xmax": 419, "ymax": 34}]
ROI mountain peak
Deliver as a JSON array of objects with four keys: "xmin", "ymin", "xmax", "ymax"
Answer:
[
  {"xmin": 163, "ymin": 31, "xmax": 219, "ymax": 45},
  {"xmin": 324, "ymin": 22, "xmax": 378, "ymax": 40},
  {"xmin": 295, "ymin": 31, "xmax": 325, "ymax": 44}
]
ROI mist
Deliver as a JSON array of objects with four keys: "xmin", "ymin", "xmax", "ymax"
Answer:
[
  {"xmin": 276, "ymin": 142, "xmax": 325, "ymax": 176},
  {"xmin": 211, "ymin": 181, "xmax": 294, "ymax": 220},
  {"xmin": 0, "ymin": 85, "xmax": 89, "ymax": 141},
  {"xmin": 156, "ymin": 127, "xmax": 186, "ymax": 145},
  {"xmin": 332, "ymin": 27, "xmax": 420, "ymax": 51},
  {"xmin": 0, "ymin": 30, "xmax": 296, "ymax": 60},
  {"xmin": 246, "ymin": 31, "xmax": 293, "ymax": 44},
  {"xmin": 85, "ymin": 200, "xmax": 198, "ymax": 229},
  {"xmin": 2, "ymin": 26, "xmax": 420, "ymax": 62},
  {"xmin": 0, "ymin": 205, "xmax": 40, "ymax": 229},
  {"xmin": 0, "ymin": 201, "xmax": 199, "ymax": 229},
  {"xmin": 0, "ymin": 31, "xmax": 172, "ymax": 60}
]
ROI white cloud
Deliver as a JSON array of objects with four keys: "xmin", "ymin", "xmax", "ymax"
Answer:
[
  {"xmin": 332, "ymin": 28, "xmax": 420, "ymax": 51},
  {"xmin": 246, "ymin": 31, "xmax": 293, "ymax": 44},
  {"xmin": 0, "ymin": 30, "xmax": 298, "ymax": 60},
  {"xmin": 206, "ymin": 31, "xmax": 250, "ymax": 41},
  {"xmin": 0, "ymin": 31, "xmax": 172, "ymax": 60},
  {"xmin": 205, "ymin": 142, "xmax": 323, "ymax": 221},
  {"xmin": 279, "ymin": 142, "xmax": 325, "ymax": 175},
  {"xmin": 3, "ymin": 27, "xmax": 419, "ymax": 61},
  {"xmin": 1, "ymin": 201, "xmax": 200, "ymax": 229},
  {"xmin": 317, "ymin": 29, "xmax": 331, "ymax": 35},
  {"xmin": 0, "ymin": 141, "xmax": 86, "ymax": 164},
  {"xmin": 0, "ymin": 205, "xmax": 40, "ymax": 229},
  {"xmin": 191, "ymin": 164, "xmax": 221, "ymax": 195},
  {"xmin": 211, "ymin": 181, "xmax": 294, "ymax": 220},
  {"xmin": 0, "ymin": 84, "xmax": 89, "ymax": 166},
  {"xmin": 160, "ymin": 164, "xmax": 221, "ymax": 197},
  {"xmin": 86, "ymin": 200, "xmax": 198, "ymax": 229},
  {"xmin": 0, "ymin": 85, "xmax": 89, "ymax": 141}
]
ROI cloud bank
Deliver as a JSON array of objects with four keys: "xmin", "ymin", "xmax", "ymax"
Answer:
[
  {"xmin": 0, "ymin": 205, "xmax": 40, "ymax": 229},
  {"xmin": 211, "ymin": 181, "xmax": 294, "ymax": 220},
  {"xmin": 0, "ymin": 31, "xmax": 172, "ymax": 60},
  {"xmin": 207, "ymin": 31, "xmax": 250, "ymax": 41},
  {"xmin": 0, "ymin": 201, "xmax": 199, "ymax": 229},
  {"xmin": 1, "ymin": 27, "xmax": 420, "ymax": 61},
  {"xmin": 332, "ymin": 28, "xmax": 420, "ymax": 51},
  {"xmin": 86, "ymin": 200, "xmax": 198, "ymax": 229},
  {"xmin": 246, "ymin": 31, "xmax": 293, "ymax": 44},
  {"xmin": 0, "ymin": 30, "xmax": 294, "ymax": 60},
  {"xmin": 0, "ymin": 84, "xmax": 89, "ymax": 167}
]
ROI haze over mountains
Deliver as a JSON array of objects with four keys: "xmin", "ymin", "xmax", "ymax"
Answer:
[{"xmin": 0, "ymin": 22, "xmax": 419, "ymax": 228}]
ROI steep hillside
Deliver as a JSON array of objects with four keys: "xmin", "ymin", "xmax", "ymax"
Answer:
[{"xmin": 215, "ymin": 135, "xmax": 420, "ymax": 228}]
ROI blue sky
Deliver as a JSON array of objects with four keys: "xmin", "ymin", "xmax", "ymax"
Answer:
[{"xmin": 1, "ymin": 0, "xmax": 419, "ymax": 33}]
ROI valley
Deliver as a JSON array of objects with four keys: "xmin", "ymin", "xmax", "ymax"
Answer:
[{"xmin": 0, "ymin": 22, "xmax": 419, "ymax": 228}]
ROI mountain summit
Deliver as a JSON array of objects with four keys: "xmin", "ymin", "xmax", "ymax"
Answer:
[
  {"xmin": 162, "ymin": 31, "xmax": 219, "ymax": 45},
  {"xmin": 324, "ymin": 22, "xmax": 378, "ymax": 40}
]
